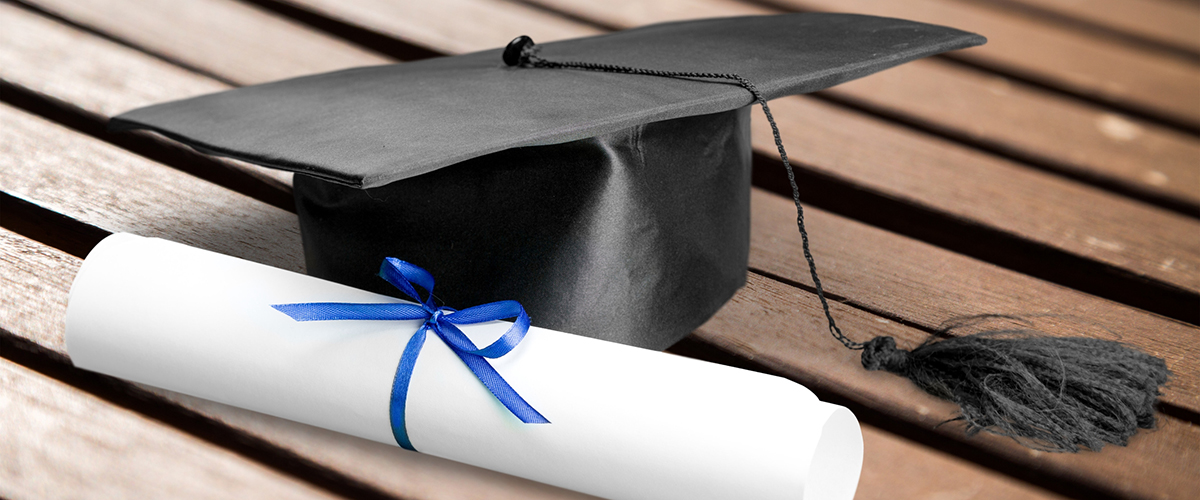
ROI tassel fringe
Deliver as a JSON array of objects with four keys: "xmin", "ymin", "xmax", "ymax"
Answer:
[{"xmin": 861, "ymin": 323, "xmax": 1170, "ymax": 452}]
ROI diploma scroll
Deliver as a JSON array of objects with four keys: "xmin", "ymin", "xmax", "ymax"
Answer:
[{"xmin": 65, "ymin": 234, "xmax": 863, "ymax": 500}]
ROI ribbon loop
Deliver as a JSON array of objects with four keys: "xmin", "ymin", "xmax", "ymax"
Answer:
[{"xmin": 272, "ymin": 258, "xmax": 548, "ymax": 451}]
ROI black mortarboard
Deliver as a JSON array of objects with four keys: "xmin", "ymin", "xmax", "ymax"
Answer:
[{"xmin": 109, "ymin": 13, "xmax": 984, "ymax": 349}]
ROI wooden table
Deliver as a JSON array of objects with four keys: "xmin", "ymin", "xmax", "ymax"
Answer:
[{"xmin": 2, "ymin": 0, "xmax": 1197, "ymax": 498}]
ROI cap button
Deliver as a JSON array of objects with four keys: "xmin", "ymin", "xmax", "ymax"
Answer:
[{"xmin": 503, "ymin": 35, "xmax": 535, "ymax": 67}]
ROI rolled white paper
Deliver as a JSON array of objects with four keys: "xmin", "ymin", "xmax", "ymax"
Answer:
[{"xmin": 65, "ymin": 233, "xmax": 862, "ymax": 500}]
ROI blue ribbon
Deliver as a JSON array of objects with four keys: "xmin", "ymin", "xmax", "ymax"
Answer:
[{"xmin": 271, "ymin": 257, "xmax": 549, "ymax": 451}]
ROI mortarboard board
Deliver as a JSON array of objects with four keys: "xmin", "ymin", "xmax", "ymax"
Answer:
[{"xmin": 109, "ymin": 13, "xmax": 985, "ymax": 350}]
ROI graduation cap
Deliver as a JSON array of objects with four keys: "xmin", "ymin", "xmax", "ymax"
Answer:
[
  {"xmin": 110, "ymin": 13, "xmax": 982, "ymax": 349},
  {"xmin": 110, "ymin": 13, "xmax": 1167, "ymax": 451}
]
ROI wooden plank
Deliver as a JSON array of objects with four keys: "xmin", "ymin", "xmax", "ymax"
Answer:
[
  {"xmin": 0, "ymin": 1, "xmax": 294, "ymax": 191},
  {"xmin": 0, "ymin": 105, "xmax": 306, "ymax": 272},
  {"xmin": 20, "ymin": 0, "xmax": 391, "ymax": 86},
  {"xmin": 0, "ymin": 226, "xmax": 1071, "ymax": 500},
  {"xmin": 768, "ymin": 0, "xmax": 1200, "ymax": 130},
  {"xmin": 270, "ymin": 0, "xmax": 603, "ymax": 54},
  {"xmin": 855, "ymin": 429, "xmax": 1068, "ymax": 500},
  {"xmin": 0, "ymin": 355, "xmax": 342, "ymax": 500},
  {"xmin": 993, "ymin": 0, "xmax": 1200, "ymax": 55},
  {"xmin": 0, "ymin": 2, "xmax": 225, "ymax": 122},
  {"xmin": 0, "ymin": 102, "xmax": 1182, "ymax": 500},
  {"xmin": 821, "ymin": 59, "xmax": 1200, "ymax": 211},
  {"xmin": 523, "ymin": 0, "xmax": 1200, "ymax": 213},
  {"xmin": 748, "ymin": 96, "xmax": 1200, "ymax": 298},
  {"xmin": 241, "ymin": 0, "xmax": 1200, "ymax": 313}
]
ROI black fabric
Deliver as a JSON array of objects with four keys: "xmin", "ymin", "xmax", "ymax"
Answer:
[
  {"xmin": 295, "ymin": 108, "xmax": 752, "ymax": 350},
  {"xmin": 109, "ymin": 13, "xmax": 984, "ymax": 188}
]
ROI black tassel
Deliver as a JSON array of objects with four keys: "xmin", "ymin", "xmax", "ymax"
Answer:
[{"xmin": 860, "ymin": 324, "xmax": 1171, "ymax": 452}]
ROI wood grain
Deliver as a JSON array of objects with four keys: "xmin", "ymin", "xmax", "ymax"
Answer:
[
  {"xmin": 0, "ymin": 355, "xmax": 341, "ymax": 500},
  {"xmin": 749, "ymin": 96, "xmax": 1200, "ymax": 297},
  {"xmin": 282, "ymin": 0, "xmax": 603, "ymax": 54},
  {"xmin": 821, "ymin": 59, "xmax": 1200, "ymax": 211},
  {"xmin": 0, "ymin": 2, "xmax": 224, "ymax": 118},
  {"xmin": 770, "ymin": 0, "xmax": 1200, "ymax": 130},
  {"xmin": 0, "ymin": 2, "xmax": 293, "ymax": 189},
  {"xmin": 524, "ymin": 0, "xmax": 1200, "ymax": 211},
  {"xmin": 0, "ymin": 103, "xmax": 1185, "ymax": 498},
  {"xmin": 994, "ymin": 0, "xmax": 1200, "ymax": 54},
  {"xmin": 0, "ymin": 105, "xmax": 306, "ymax": 272},
  {"xmin": 855, "ymin": 428, "xmax": 1067, "ymax": 500},
  {"xmin": 21, "ymin": 0, "xmax": 392, "ymax": 86}
]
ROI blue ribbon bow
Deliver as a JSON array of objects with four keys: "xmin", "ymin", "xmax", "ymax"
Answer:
[{"xmin": 271, "ymin": 258, "xmax": 549, "ymax": 451}]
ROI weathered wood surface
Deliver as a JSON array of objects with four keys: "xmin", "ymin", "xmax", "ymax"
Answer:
[
  {"xmin": 0, "ymin": 105, "xmax": 305, "ymax": 272},
  {"xmin": 3, "ymin": 99, "xmax": 1195, "ymax": 498},
  {"xmin": 770, "ymin": 0, "xmax": 1200, "ymax": 130},
  {"xmin": 523, "ymin": 0, "xmax": 1200, "ymax": 212},
  {"xmin": 0, "ymin": 1, "xmax": 294, "ymax": 195},
  {"xmin": 991, "ymin": 0, "xmax": 1200, "ymax": 55},
  {"xmin": 0, "ymin": 2, "xmax": 222, "ymax": 117},
  {"xmin": 268, "ymin": 0, "xmax": 604, "ymax": 55},
  {"xmin": 9, "ymin": 0, "xmax": 1200, "ymax": 494},
  {"xmin": 20, "ymin": 0, "xmax": 390, "ymax": 86},
  {"xmin": 3, "ymin": 0, "xmax": 1198, "ymax": 499},
  {"xmin": 746, "ymin": 98, "xmax": 1200, "ymax": 298},
  {"xmin": 0, "ymin": 353, "xmax": 341, "ymax": 500}
]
